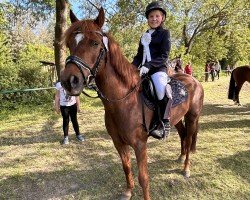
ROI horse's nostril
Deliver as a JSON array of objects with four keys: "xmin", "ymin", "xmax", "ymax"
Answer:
[{"xmin": 70, "ymin": 75, "xmax": 79, "ymax": 88}]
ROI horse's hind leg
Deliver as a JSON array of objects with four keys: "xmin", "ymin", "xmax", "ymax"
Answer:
[
  {"xmin": 183, "ymin": 117, "xmax": 199, "ymax": 178},
  {"xmin": 175, "ymin": 120, "xmax": 186, "ymax": 163},
  {"xmin": 134, "ymin": 141, "xmax": 150, "ymax": 200},
  {"xmin": 114, "ymin": 142, "xmax": 134, "ymax": 199},
  {"xmin": 190, "ymin": 119, "xmax": 199, "ymax": 153},
  {"xmin": 235, "ymin": 84, "xmax": 243, "ymax": 105}
]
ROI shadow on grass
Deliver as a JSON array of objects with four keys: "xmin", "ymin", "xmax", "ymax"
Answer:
[
  {"xmin": 0, "ymin": 143, "xmax": 188, "ymax": 200},
  {"xmin": 200, "ymin": 119, "xmax": 250, "ymax": 130},
  {"xmin": 200, "ymin": 103, "xmax": 250, "ymax": 131},
  {"xmin": 201, "ymin": 103, "xmax": 250, "ymax": 116},
  {"xmin": 0, "ymin": 162, "xmax": 125, "ymax": 200},
  {"xmin": 0, "ymin": 114, "xmax": 61, "ymax": 146},
  {"xmin": 217, "ymin": 150, "xmax": 250, "ymax": 183}
]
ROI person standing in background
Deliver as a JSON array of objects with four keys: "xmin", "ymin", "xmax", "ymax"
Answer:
[
  {"xmin": 184, "ymin": 62, "xmax": 193, "ymax": 75},
  {"xmin": 205, "ymin": 61, "xmax": 210, "ymax": 82},
  {"xmin": 226, "ymin": 65, "xmax": 231, "ymax": 76},
  {"xmin": 55, "ymin": 81, "xmax": 84, "ymax": 145},
  {"xmin": 215, "ymin": 60, "xmax": 221, "ymax": 80},
  {"xmin": 209, "ymin": 62, "xmax": 216, "ymax": 81}
]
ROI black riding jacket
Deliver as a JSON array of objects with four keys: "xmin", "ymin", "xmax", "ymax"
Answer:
[{"xmin": 132, "ymin": 26, "xmax": 171, "ymax": 75}]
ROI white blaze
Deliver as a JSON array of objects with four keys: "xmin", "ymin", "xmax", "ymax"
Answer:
[{"xmin": 75, "ymin": 33, "xmax": 84, "ymax": 45}]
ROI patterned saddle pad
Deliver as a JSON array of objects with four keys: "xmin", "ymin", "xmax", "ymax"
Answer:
[{"xmin": 142, "ymin": 77, "xmax": 188, "ymax": 110}]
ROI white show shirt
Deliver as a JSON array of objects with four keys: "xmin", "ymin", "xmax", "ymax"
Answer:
[{"xmin": 55, "ymin": 82, "xmax": 76, "ymax": 106}]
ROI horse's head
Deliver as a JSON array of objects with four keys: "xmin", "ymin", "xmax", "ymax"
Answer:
[
  {"xmin": 167, "ymin": 56, "xmax": 183, "ymax": 74},
  {"xmin": 60, "ymin": 8, "xmax": 107, "ymax": 95}
]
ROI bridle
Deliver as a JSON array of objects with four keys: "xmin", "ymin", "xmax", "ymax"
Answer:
[
  {"xmin": 64, "ymin": 31, "xmax": 142, "ymax": 102},
  {"xmin": 65, "ymin": 32, "xmax": 106, "ymax": 89}
]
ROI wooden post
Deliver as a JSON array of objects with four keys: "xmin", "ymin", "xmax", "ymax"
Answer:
[{"xmin": 54, "ymin": 0, "xmax": 68, "ymax": 81}]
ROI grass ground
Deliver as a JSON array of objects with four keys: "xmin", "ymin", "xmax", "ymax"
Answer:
[{"xmin": 0, "ymin": 75, "xmax": 249, "ymax": 200}]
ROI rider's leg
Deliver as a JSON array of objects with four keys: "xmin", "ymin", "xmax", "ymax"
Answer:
[{"xmin": 150, "ymin": 72, "xmax": 171, "ymax": 139}]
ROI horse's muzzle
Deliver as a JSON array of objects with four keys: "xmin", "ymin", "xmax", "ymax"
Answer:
[{"xmin": 61, "ymin": 73, "xmax": 84, "ymax": 96}]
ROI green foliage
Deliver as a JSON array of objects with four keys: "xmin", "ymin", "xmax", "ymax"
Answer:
[
  {"xmin": 0, "ymin": 33, "xmax": 12, "ymax": 68},
  {"xmin": 18, "ymin": 43, "xmax": 54, "ymax": 68},
  {"xmin": 16, "ymin": 43, "xmax": 54, "ymax": 89},
  {"xmin": 110, "ymin": 23, "xmax": 148, "ymax": 62},
  {"xmin": 226, "ymin": 27, "xmax": 250, "ymax": 66},
  {"xmin": 0, "ymin": 42, "xmax": 54, "ymax": 104}
]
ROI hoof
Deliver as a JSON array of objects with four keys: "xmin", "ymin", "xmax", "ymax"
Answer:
[
  {"xmin": 183, "ymin": 170, "xmax": 190, "ymax": 178},
  {"xmin": 119, "ymin": 191, "xmax": 132, "ymax": 200},
  {"xmin": 177, "ymin": 155, "xmax": 185, "ymax": 164}
]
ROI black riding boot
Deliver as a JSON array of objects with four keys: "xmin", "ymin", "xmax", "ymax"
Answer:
[{"xmin": 150, "ymin": 97, "xmax": 171, "ymax": 139}]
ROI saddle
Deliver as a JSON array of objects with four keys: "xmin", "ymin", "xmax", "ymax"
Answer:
[{"xmin": 141, "ymin": 75, "xmax": 188, "ymax": 133}]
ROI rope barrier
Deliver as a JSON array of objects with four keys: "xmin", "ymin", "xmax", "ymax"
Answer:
[
  {"xmin": 0, "ymin": 87, "xmax": 55, "ymax": 94},
  {"xmin": 192, "ymin": 69, "xmax": 232, "ymax": 75},
  {"xmin": 0, "ymin": 69, "xmax": 233, "ymax": 94}
]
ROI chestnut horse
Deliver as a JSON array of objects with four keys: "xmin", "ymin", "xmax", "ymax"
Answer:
[
  {"xmin": 228, "ymin": 65, "xmax": 250, "ymax": 105},
  {"xmin": 61, "ymin": 8, "xmax": 204, "ymax": 200}
]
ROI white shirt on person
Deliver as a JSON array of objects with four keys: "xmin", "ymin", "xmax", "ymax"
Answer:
[
  {"xmin": 55, "ymin": 82, "xmax": 76, "ymax": 106},
  {"xmin": 215, "ymin": 63, "xmax": 221, "ymax": 71}
]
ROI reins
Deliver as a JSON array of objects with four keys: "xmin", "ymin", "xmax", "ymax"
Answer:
[
  {"xmin": 82, "ymin": 77, "xmax": 146, "ymax": 103},
  {"xmin": 96, "ymin": 78, "xmax": 144, "ymax": 102}
]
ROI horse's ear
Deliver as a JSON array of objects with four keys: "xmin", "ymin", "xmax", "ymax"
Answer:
[
  {"xmin": 70, "ymin": 10, "xmax": 79, "ymax": 23},
  {"xmin": 94, "ymin": 7, "xmax": 105, "ymax": 28}
]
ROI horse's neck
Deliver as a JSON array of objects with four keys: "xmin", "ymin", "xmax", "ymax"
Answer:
[{"xmin": 97, "ymin": 56, "xmax": 139, "ymax": 100}]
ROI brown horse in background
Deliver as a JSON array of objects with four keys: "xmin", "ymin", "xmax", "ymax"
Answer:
[
  {"xmin": 168, "ymin": 56, "xmax": 184, "ymax": 74},
  {"xmin": 61, "ymin": 8, "xmax": 204, "ymax": 200},
  {"xmin": 228, "ymin": 65, "xmax": 250, "ymax": 105}
]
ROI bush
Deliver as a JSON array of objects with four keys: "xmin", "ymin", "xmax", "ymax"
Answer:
[{"xmin": 0, "ymin": 42, "xmax": 55, "ymax": 106}]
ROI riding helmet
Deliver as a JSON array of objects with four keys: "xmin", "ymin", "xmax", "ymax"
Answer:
[{"xmin": 145, "ymin": 1, "xmax": 166, "ymax": 19}]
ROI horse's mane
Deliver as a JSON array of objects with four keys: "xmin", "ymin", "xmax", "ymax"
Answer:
[
  {"xmin": 63, "ymin": 20, "xmax": 139, "ymax": 88},
  {"xmin": 106, "ymin": 34, "xmax": 139, "ymax": 88}
]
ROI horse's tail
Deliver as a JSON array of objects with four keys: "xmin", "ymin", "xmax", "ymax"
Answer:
[{"xmin": 228, "ymin": 71, "xmax": 235, "ymax": 100}]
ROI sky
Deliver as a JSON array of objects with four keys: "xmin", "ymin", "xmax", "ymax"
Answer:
[
  {"xmin": 69, "ymin": 0, "xmax": 117, "ymax": 19},
  {"xmin": 0, "ymin": 0, "xmax": 116, "ymax": 19}
]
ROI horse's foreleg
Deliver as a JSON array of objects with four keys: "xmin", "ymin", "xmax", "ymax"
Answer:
[
  {"xmin": 134, "ymin": 141, "xmax": 150, "ymax": 200},
  {"xmin": 175, "ymin": 120, "xmax": 186, "ymax": 163},
  {"xmin": 115, "ymin": 143, "xmax": 134, "ymax": 199}
]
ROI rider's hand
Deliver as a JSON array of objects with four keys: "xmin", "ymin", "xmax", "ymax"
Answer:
[
  {"xmin": 140, "ymin": 66, "xmax": 149, "ymax": 76},
  {"xmin": 139, "ymin": 63, "xmax": 151, "ymax": 76}
]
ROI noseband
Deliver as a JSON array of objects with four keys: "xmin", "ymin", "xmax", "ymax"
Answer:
[{"xmin": 65, "ymin": 31, "xmax": 107, "ymax": 88}]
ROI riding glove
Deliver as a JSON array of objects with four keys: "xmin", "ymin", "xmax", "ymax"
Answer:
[{"xmin": 139, "ymin": 63, "xmax": 151, "ymax": 76}]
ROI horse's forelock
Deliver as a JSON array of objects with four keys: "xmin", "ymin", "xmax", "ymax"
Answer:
[{"xmin": 63, "ymin": 20, "xmax": 102, "ymax": 46}]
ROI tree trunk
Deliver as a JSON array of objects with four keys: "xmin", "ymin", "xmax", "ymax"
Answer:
[{"xmin": 54, "ymin": 0, "xmax": 68, "ymax": 81}]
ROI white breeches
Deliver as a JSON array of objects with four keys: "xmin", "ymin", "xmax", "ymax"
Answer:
[{"xmin": 151, "ymin": 72, "xmax": 170, "ymax": 100}]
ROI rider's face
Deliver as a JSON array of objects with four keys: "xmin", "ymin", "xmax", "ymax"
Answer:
[{"xmin": 147, "ymin": 10, "xmax": 165, "ymax": 29}]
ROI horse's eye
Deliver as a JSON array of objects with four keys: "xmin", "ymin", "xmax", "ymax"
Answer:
[
  {"xmin": 91, "ymin": 40, "xmax": 99, "ymax": 46},
  {"xmin": 73, "ymin": 30, "xmax": 82, "ymax": 34}
]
